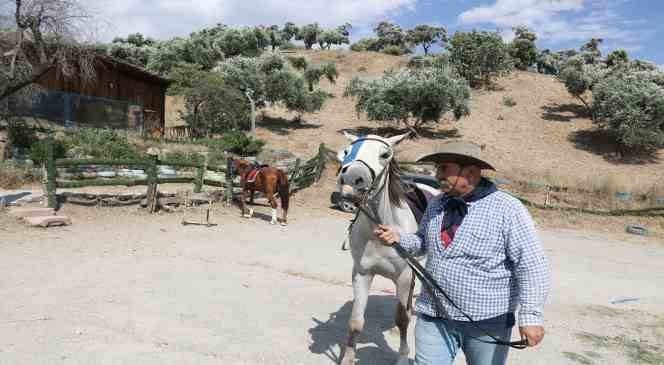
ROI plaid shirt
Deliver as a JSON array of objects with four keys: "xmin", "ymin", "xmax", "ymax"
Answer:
[{"xmin": 399, "ymin": 191, "xmax": 551, "ymax": 327}]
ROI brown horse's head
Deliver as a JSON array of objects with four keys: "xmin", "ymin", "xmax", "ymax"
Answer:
[{"xmin": 233, "ymin": 159, "xmax": 253, "ymax": 175}]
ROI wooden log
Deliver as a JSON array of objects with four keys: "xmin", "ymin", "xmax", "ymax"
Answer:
[
  {"xmin": 57, "ymin": 179, "xmax": 148, "ymax": 188},
  {"xmin": 24, "ymin": 215, "xmax": 72, "ymax": 227},
  {"xmin": 9, "ymin": 207, "xmax": 55, "ymax": 219}
]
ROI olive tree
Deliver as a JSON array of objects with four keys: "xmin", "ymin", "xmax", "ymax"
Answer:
[
  {"xmin": 407, "ymin": 24, "xmax": 446, "ymax": 56},
  {"xmin": 509, "ymin": 26, "xmax": 537, "ymax": 70},
  {"xmin": 446, "ymin": 30, "xmax": 512, "ymax": 88},
  {"xmin": 344, "ymin": 61, "xmax": 471, "ymax": 135},
  {"xmin": 592, "ymin": 69, "xmax": 664, "ymax": 155}
]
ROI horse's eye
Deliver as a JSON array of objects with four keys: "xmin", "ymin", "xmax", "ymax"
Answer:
[
  {"xmin": 380, "ymin": 152, "xmax": 390, "ymax": 159},
  {"xmin": 344, "ymin": 150, "xmax": 349, "ymax": 156}
]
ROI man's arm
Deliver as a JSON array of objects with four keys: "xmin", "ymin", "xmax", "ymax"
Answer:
[
  {"xmin": 375, "ymin": 198, "xmax": 436, "ymax": 256},
  {"xmin": 504, "ymin": 202, "xmax": 551, "ymax": 345}
]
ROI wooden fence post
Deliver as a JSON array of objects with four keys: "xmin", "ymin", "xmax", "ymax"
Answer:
[
  {"xmin": 315, "ymin": 143, "xmax": 326, "ymax": 182},
  {"xmin": 290, "ymin": 158, "xmax": 301, "ymax": 193},
  {"xmin": 46, "ymin": 135, "xmax": 57, "ymax": 208},
  {"xmin": 225, "ymin": 157, "xmax": 233, "ymax": 207},
  {"xmin": 146, "ymin": 153, "xmax": 159, "ymax": 213},
  {"xmin": 194, "ymin": 162, "xmax": 204, "ymax": 193}
]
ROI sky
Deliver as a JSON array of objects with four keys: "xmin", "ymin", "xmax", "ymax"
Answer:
[{"xmin": 86, "ymin": 0, "xmax": 664, "ymax": 67}]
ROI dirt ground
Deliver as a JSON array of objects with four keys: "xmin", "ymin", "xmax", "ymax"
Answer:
[{"xmin": 1, "ymin": 199, "xmax": 663, "ymax": 365}]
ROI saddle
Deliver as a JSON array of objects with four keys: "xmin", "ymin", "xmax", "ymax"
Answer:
[
  {"xmin": 403, "ymin": 183, "xmax": 435, "ymax": 224},
  {"xmin": 244, "ymin": 165, "xmax": 269, "ymax": 183}
]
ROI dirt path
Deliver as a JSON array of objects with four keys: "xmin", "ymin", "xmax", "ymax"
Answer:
[{"xmin": 1, "ymin": 205, "xmax": 663, "ymax": 364}]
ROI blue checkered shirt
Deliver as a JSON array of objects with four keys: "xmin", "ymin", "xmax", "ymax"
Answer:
[{"xmin": 399, "ymin": 191, "xmax": 550, "ymax": 326}]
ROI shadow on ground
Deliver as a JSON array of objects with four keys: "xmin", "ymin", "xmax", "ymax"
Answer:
[{"xmin": 309, "ymin": 296, "xmax": 413, "ymax": 364}]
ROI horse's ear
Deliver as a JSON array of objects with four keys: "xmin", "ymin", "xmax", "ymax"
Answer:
[
  {"xmin": 387, "ymin": 132, "xmax": 411, "ymax": 146},
  {"xmin": 343, "ymin": 131, "xmax": 358, "ymax": 142}
]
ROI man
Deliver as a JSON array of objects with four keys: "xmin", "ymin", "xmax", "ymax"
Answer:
[{"xmin": 375, "ymin": 141, "xmax": 550, "ymax": 365}]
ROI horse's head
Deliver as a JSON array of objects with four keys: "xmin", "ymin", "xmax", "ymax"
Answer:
[
  {"xmin": 336, "ymin": 132, "xmax": 409, "ymax": 201},
  {"xmin": 232, "ymin": 159, "xmax": 253, "ymax": 175}
]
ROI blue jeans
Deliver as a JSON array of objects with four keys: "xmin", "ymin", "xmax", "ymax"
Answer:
[{"xmin": 414, "ymin": 313, "xmax": 515, "ymax": 365}]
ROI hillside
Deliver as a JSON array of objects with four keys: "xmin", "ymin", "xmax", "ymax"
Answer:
[{"xmin": 258, "ymin": 50, "xmax": 664, "ymax": 195}]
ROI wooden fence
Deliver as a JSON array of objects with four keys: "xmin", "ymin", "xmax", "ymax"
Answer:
[{"xmin": 44, "ymin": 137, "xmax": 329, "ymax": 212}]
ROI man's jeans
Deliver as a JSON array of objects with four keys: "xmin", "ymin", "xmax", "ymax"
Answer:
[{"xmin": 414, "ymin": 313, "xmax": 515, "ymax": 365}]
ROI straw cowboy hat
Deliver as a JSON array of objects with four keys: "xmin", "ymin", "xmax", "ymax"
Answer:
[{"xmin": 416, "ymin": 141, "xmax": 495, "ymax": 171}]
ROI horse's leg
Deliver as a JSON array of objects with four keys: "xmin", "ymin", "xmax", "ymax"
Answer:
[
  {"xmin": 341, "ymin": 269, "xmax": 374, "ymax": 365},
  {"xmin": 393, "ymin": 268, "xmax": 414, "ymax": 365},
  {"xmin": 268, "ymin": 191, "xmax": 278, "ymax": 225},
  {"xmin": 249, "ymin": 188, "xmax": 255, "ymax": 205},
  {"xmin": 240, "ymin": 187, "xmax": 253, "ymax": 218}
]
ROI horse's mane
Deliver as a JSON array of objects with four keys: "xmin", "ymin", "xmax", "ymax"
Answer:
[{"xmin": 387, "ymin": 158, "xmax": 407, "ymax": 207}]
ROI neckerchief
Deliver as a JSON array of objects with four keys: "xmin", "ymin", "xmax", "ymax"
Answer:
[{"xmin": 439, "ymin": 178, "xmax": 497, "ymax": 247}]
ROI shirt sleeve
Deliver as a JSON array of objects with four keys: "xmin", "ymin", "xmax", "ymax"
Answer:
[
  {"xmin": 398, "ymin": 199, "xmax": 436, "ymax": 256},
  {"xmin": 504, "ymin": 203, "xmax": 551, "ymax": 327}
]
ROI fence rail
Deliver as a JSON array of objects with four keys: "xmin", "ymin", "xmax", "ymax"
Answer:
[{"xmin": 44, "ymin": 136, "xmax": 328, "ymax": 212}]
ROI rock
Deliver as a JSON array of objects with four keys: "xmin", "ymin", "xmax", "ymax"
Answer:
[
  {"xmin": 625, "ymin": 224, "xmax": 648, "ymax": 236},
  {"xmin": 10, "ymin": 207, "xmax": 55, "ymax": 219},
  {"xmin": 24, "ymin": 215, "xmax": 72, "ymax": 227},
  {"xmin": 98, "ymin": 171, "xmax": 117, "ymax": 178}
]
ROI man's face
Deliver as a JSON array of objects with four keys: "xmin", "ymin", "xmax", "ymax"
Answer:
[{"xmin": 436, "ymin": 162, "xmax": 476, "ymax": 195}]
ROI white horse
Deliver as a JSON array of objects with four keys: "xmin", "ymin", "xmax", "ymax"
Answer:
[{"xmin": 336, "ymin": 132, "xmax": 438, "ymax": 365}]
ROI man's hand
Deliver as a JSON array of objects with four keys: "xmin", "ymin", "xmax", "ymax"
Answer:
[
  {"xmin": 374, "ymin": 224, "xmax": 400, "ymax": 245},
  {"xmin": 519, "ymin": 326, "xmax": 545, "ymax": 347}
]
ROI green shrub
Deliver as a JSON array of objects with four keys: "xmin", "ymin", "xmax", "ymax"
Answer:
[
  {"xmin": 7, "ymin": 118, "xmax": 37, "ymax": 149},
  {"xmin": 65, "ymin": 128, "xmax": 144, "ymax": 160},
  {"xmin": 163, "ymin": 150, "xmax": 204, "ymax": 165},
  {"xmin": 503, "ymin": 96, "xmax": 517, "ymax": 107},
  {"xmin": 28, "ymin": 138, "xmax": 67, "ymax": 164},
  {"xmin": 220, "ymin": 131, "xmax": 265, "ymax": 156},
  {"xmin": 382, "ymin": 45, "xmax": 404, "ymax": 56}
]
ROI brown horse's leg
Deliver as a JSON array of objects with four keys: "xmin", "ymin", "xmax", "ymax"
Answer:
[
  {"xmin": 249, "ymin": 188, "xmax": 255, "ymax": 205},
  {"xmin": 240, "ymin": 186, "xmax": 253, "ymax": 218},
  {"xmin": 268, "ymin": 189, "xmax": 278, "ymax": 225}
]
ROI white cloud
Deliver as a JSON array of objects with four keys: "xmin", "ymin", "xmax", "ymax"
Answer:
[
  {"xmin": 87, "ymin": 0, "xmax": 417, "ymax": 41},
  {"xmin": 458, "ymin": 0, "xmax": 641, "ymax": 45}
]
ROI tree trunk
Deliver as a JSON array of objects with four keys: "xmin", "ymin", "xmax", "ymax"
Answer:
[
  {"xmin": 245, "ymin": 91, "xmax": 256, "ymax": 139},
  {"xmin": 576, "ymin": 95, "xmax": 594, "ymax": 120}
]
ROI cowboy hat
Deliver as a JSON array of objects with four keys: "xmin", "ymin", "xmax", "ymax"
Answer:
[{"xmin": 416, "ymin": 141, "xmax": 495, "ymax": 170}]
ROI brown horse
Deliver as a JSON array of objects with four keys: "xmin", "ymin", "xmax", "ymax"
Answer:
[{"xmin": 233, "ymin": 159, "xmax": 290, "ymax": 225}]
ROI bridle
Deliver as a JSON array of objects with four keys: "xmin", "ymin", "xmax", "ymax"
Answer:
[{"xmin": 339, "ymin": 138, "xmax": 529, "ymax": 350}]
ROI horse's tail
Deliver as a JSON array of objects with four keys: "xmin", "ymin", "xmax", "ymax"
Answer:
[{"xmin": 277, "ymin": 169, "xmax": 290, "ymax": 211}]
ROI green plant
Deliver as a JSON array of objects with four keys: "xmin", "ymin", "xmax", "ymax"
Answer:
[
  {"xmin": 29, "ymin": 138, "xmax": 67, "ymax": 164},
  {"xmin": 382, "ymin": 45, "xmax": 404, "ymax": 56},
  {"xmin": 7, "ymin": 118, "xmax": 37, "ymax": 149},
  {"xmin": 220, "ymin": 131, "xmax": 266, "ymax": 156},
  {"xmin": 163, "ymin": 150, "xmax": 204, "ymax": 165},
  {"xmin": 64, "ymin": 128, "xmax": 144, "ymax": 160},
  {"xmin": 503, "ymin": 96, "xmax": 517, "ymax": 107}
]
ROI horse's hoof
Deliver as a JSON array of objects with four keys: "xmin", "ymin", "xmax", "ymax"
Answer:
[
  {"xmin": 280, "ymin": 222, "xmax": 287, "ymax": 227},
  {"xmin": 270, "ymin": 220, "xmax": 277, "ymax": 225},
  {"xmin": 242, "ymin": 214, "xmax": 251, "ymax": 218}
]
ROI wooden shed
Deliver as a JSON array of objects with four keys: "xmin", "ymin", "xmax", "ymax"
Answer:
[{"xmin": 27, "ymin": 56, "xmax": 170, "ymax": 134}]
